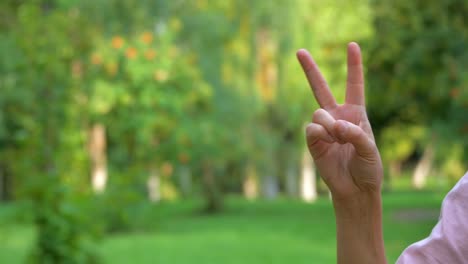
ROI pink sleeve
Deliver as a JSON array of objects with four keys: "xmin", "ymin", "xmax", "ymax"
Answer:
[{"xmin": 396, "ymin": 171, "xmax": 468, "ymax": 263}]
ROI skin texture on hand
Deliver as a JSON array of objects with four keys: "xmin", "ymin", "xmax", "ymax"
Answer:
[
  {"xmin": 297, "ymin": 43, "xmax": 383, "ymax": 199},
  {"xmin": 297, "ymin": 42, "xmax": 387, "ymax": 264}
]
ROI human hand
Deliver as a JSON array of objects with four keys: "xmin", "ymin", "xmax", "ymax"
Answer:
[{"xmin": 297, "ymin": 42, "xmax": 383, "ymax": 201}]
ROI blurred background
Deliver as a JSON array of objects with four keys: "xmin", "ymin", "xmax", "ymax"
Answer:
[{"xmin": 0, "ymin": 0, "xmax": 467, "ymax": 263}]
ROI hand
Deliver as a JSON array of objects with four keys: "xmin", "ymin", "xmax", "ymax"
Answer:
[
  {"xmin": 297, "ymin": 43, "xmax": 387, "ymax": 264},
  {"xmin": 297, "ymin": 42, "xmax": 383, "ymax": 201}
]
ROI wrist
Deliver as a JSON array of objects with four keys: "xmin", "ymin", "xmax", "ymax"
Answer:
[
  {"xmin": 332, "ymin": 190, "xmax": 382, "ymax": 219},
  {"xmin": 332, "ymin": 191, "xmax": 387, "ymax": 264}
]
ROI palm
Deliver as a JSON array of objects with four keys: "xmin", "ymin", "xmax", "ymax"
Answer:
[{"xmin": 297, "ymin": 43, "xmax": 383, "ymax": 198}]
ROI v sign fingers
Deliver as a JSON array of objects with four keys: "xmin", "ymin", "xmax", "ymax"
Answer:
[
  {"xmin": 345, "ymin": 42, "xmax": 365, "ymax": 106},
  {"xmin": 297, "ymin": 49, "xmax": 337, "ymax": 110}
]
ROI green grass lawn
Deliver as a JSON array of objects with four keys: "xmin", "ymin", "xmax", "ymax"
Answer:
[{"xmin": 0, "ymin": 191, "xmax": 445, "ymax": 263}]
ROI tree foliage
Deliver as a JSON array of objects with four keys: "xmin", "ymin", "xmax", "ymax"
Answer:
[{"xmin": 367, "ymin": 0, "xmax": 468, "ymax": 180}]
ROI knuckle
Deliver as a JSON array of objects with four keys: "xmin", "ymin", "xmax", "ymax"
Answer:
[{"xmin": 312, "ymin": 108, "xmax": 326, "ymax": 122}]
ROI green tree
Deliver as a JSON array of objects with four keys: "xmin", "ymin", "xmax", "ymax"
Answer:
[
  {"xmin": 368, "ymin": 0, "xmax": 468, "ymax": 186},
  {"xmin": 0, "ymin": 1, "xmax": 100, "ymax": 262}
]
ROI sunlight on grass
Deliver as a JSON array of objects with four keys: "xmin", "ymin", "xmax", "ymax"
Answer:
[
  {"xmin": 0, "ymin": 225, "xmax": 35, "ymax": 263},
  {"xmin": 0, "ymin": 192, "xmax": 445, "ymax": 264}
]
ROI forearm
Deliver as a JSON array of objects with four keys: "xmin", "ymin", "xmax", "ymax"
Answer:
[{"xmin": 332, "ymin": 192, "xmax": 387, "ymax": 264}]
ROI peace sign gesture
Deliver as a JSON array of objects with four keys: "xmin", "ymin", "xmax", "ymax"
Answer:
[{"xmin": 297, "ymin": 42, "xmax": 383, "ymax": 200}]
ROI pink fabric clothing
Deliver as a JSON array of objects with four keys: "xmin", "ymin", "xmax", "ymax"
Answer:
[{"xmin": 397, "ymin": 171, "xmax": 468, "ymax": 263}]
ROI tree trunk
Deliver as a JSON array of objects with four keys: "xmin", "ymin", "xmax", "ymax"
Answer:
[
  {"xmin": 260, "ymin": 138, "xmax": 279, "ymax": 199},
  {"xmin": 0, "ymin": 165, "xmax": 10, "ymax": 202},
  {"xmin": 0, "ymin": 165, "xmax": 4, "ymax": 202},
  {"xmin": 279, "ymin": 139, "xmax": 300, "ymax": 198},
  {"xmin": 178, "ymin": 165, "xmax": 192, "ymax": 198},
  {"xmin": 285, "ymin": 153, "xmax": 298, "ymax": 198},
  {"xmin": 412, "ymin": 144, "xmax": 434, "ymax": 189},
  {"xmin": 261, "ymin": 150, "xmax": 279, "ymax": 200},
  {"xmin": 243, "ymin": 163, "xmax": 259, "ymax": 200},
  {"xmin": 147, "ymin": 166, "xmax": 161, "ymax": 202},
  {"xmin": 389, "ymin": 161, "xmax": 402, "ymax": 178},
  {"xmin": 202, "ymin": 161, "xmax": 223, "ymax": 213},
  {"xmin": 382, "ymin": 167, "xmax": 392, "ymax": 192},
  {"xmin": 300, "ymin": 149, "xmax": 317, "ymax": 202},
  {"xmin": 262, "ymin": 174, "xmax": 279, "ymax": 200},
  {"xmin": 89, "ymin": 123, "xmax": 107, "ymax": 193}
]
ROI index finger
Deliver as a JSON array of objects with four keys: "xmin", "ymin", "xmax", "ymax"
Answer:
[{"xmin": 297, "ymin": 49, "xmax": 337, "ymax": 110}]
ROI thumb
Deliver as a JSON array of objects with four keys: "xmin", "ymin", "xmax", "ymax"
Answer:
[{"xmin": 334, "ymin": 120, "xmax": 377, "ymax": 158}]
